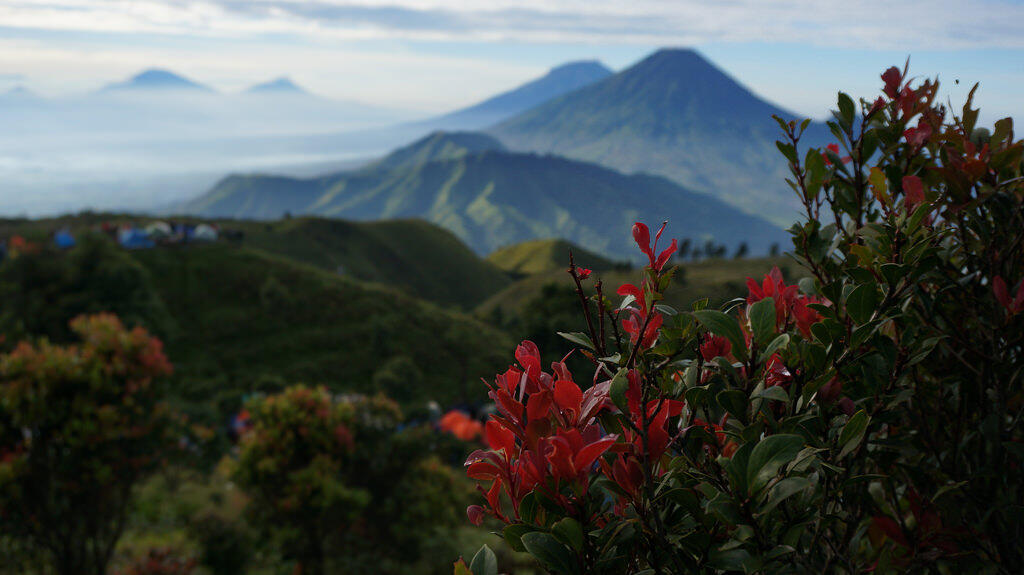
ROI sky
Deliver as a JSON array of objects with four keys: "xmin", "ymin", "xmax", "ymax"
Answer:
[{"xmin": 1, "ymin": 0, "xmax": 1023, "ymax": 121}]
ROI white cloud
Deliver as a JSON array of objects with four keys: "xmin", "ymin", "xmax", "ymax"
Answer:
[{"xmin": 1, "ymin": 0, "xmax": 1023, "ymax": 49}]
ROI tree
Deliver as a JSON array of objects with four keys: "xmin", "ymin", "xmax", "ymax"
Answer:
[
  {"xmin": 0, "ymin": 314, "xmax": 176, "ymax": 575},
  {"xmin": 231, "ymin": 385, "xmax": 366, "ymax": 575},
  {"xmin": 461, "ymin": 65, "xmax": 1023, "ymax": 573},
  {"xmin": 733, "ymin": 241, "xmax": 749, "ymax": 259},
  {"xmin": 232, "ymin": 388, "xmax": 470, "ymax": 575}
]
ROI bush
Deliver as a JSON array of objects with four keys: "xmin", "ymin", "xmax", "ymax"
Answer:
[
  {"xmin": 0, "ymin": 314, "xmax": 177, "ymax": 575},
  {"xmin": 233, "ymin": 387, "xmax": 473, "ymax": 574},
  {"xmin": 461, "ymin": 65, "xmax": 1023, "ymax": 573}
]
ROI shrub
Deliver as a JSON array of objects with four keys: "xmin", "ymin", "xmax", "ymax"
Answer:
[
  {"xmin": 0, "ymin": 314, "xmax": 176, "ymax": 575},
  {"xmin": 233, "ymin": 387, "xmax": 472, "ymax": 575},
  {"xmin": 461, "ymin": 65, "xmax": 1023, "ymax": 573}
]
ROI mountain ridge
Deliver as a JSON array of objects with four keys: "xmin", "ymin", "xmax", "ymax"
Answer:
[
  {"xmin": 490, "ymin": 48, "xmax": 827, "ymax": 225},
  {"xmin": 184, "ymin": 131, "xmax": 788, "ymax": 260},
  {"xmin": 420, "ymin": 60, "xmax": 613, "ymax": 130}
]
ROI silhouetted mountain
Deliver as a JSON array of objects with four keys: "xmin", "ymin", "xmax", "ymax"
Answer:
[
  {"xmin": 184, "ymin": 131, "xmax": 787, "ymax": 259},
  {"xmin": 422, "ymin": 61, "xmax": 613, "ymax": 130},
  {"xmin": 491, "ymin": 48, "xmax": 827, "ymax": 225},
  {"xmin": 101, "ymin": 69, "xmax": 213, "ymax": 92},
  {"xmin": 245, "ymin": 77, "xmax": 309, "ymax": 95}
]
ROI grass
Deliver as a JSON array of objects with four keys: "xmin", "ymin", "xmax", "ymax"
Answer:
[
  {"xmin": 129, "ymin": 243, "xmax": 513, "ymax": 421},
  {"xmin": 486, "ymin": 238, "xmax": 620, "ymax": 276}
]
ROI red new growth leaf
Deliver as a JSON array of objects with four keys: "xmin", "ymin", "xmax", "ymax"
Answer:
[
  {"xmin": 486, "ymin": 420, "xmax": 516, "ymax": 454},
  {"xmin": 882, "ymin": 66, "xmax": 902, "ymax": 98},
  {"xmin": 632, "ymin": 222, "xmax": 652, "ymax": 259},
  {"xmin": 994, "ymin": 276, "xmax": 1024, "ymax": 315},
  {"xmin": 902, "ymin": 175, "xmax": 925, "ymax": 211}
]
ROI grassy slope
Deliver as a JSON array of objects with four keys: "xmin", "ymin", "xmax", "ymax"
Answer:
[
  {"xmin": 130, "ymin": 244, "xmax": 513, "ymax": 419},
  {"xmin": 228, "ymin": 217, "xmax": 510, "ymax": 308},
  {"xmin": 487, "ymin": 238, "xmax": 619, "ymax": 276},
  {"xmin": 478, "ymin": 255, "xmax": 806, "ymax": 318},
  {"xmin": 1, "ymin": 213, "xmax": 512, "ymax": 309}
]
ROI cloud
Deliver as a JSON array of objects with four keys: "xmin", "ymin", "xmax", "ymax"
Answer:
[{"xmin": 3, "ymin": 0, "xmax": 1024, "ymax": 50}]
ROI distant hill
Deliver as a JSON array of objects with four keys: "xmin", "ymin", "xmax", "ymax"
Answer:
[
  {"xmin": 245, "ymin": 77, "xmax": 308, "ymax": 95},
  {"xmin": 421, "ymin": 61, "xmax": 613, "ymax": 130},
  {"xmin": 488, "ymin": 238, "xmax": 619, "ymax": 276},
  {"xmin": 0, "ymin": 215, "xmax": 513, "ymax": 416},
  {"xmin": 230, "ymin": 217, "xmax": 511, "ymax": 308},
  {"xmin": 490, "ymin": 48, "xmax": 827, "ymax": 225},
  {"xmin": 101, "ymin": 68, "xmax": 213, "ymax": 92},
  {"xmin": 0, "ymin": 212, "xmax": 509, "ymax": 310},
  {"xmin": 184, "ymin": 131, "xmax": 788, "ymax": 260},
  {"xmin": 478, "ymin": 255, "xmax": 802, "ymax": 321}
]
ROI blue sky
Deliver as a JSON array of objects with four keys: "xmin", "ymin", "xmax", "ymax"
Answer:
[{"xmin": 1, "ymin": 0, "xmax": 1022, "ymax": 122}]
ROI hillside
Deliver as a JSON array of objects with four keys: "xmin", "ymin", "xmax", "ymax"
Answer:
[
  {"xmin": 487, "ymin": 238, "xmax": 619, "ymax": 276},
  {"xmin": 130, "ymin": 244, "xmax": 512, "ymax": 416},
  {"xmin": 490, "ymin": 48, "xmax": 828, "ymax": 225},
  {"xmin": 0, "ymin": 222, "xmax": 513, "ymax": 421},
  {"xmin": 422, "ymin": 61, "xmax": 613, "ymax": 130},
  {"xmin": 232, "ymin": 217, "xmax": 510, "ymax": 307},
  {"xmin": 186, "ymin": 132, "xmax": 788, "ymax": 260},
  {"xmin": 0, "ymin": 213, "xmax": 510, "ymax": 309},
  {"xmin": 478, "ymin": 255, "xmax": 803, "ymax": 320}
]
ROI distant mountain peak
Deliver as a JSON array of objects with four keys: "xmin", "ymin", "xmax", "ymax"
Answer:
[
  {"xmin": 547, "ymin": 60, "xmax": 613, "ymax": 76},
  {"xmin": 102, "ymin": 68, "xmax": 212, "ymax": 92},
  {"xmin": 245, "ymin": 77, "xmax": 308, "ymax": 95},
  {"xmin": 421, "ymin": 59, "xmax": 613, "ymax": 130}
]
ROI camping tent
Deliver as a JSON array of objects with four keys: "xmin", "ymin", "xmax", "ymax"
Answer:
[
  {"xmin": 118, "ymin": 227, "xmax": 154, "ymax": 249},
  {"xmin": 53, "ymin": 229, "xmax": 76, "ymax": 249},
  {"xmin": 191, "ymin": 224, "xmax": 218, "ymax": 242},
  {"xmin": 145, "ymin": 221, "xmax": 173, "ymax": 240}
]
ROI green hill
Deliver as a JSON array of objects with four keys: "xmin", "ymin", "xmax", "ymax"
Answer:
[
  {"xmin": 478, "ymin": 255, "xmax": 804, "ymax": 329},
  {"xmin": 185, "ymin": 132, "xmax": 788, "ymax": 260},
  {"xmin": 487, "ymin": 238, "xmax": 619, "ymax": 276},
  {"xmin": 224, "ymin": 217, "xmax": 510, "ymax": 308},
  {"xmin": 130, "ymin": 244, "xmax": 512, "ymax": 418},
  {"xmin": 1, "ymin": 213, "xmax": 510, "ymax": 309},
  {"xmin": 490, "ymin": 48, "xmax": 828, "ymax": 226},
  {"xmin": 0, "ymin": 226, "xmax": 513, "ymax": 422}
]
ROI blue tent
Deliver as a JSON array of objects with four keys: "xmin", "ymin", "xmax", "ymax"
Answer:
[
  {"xmin": 117, "ymin": 227, "xmax": 154, "ymax": 249},
  {"xmin": 53, "ymin": 229, "xmax": 76, "ymax": 249}
]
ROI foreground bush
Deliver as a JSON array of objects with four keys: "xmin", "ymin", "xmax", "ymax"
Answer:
[
  {"xmin": 461, "ymin": 66, "xmax": 1023, "ymax": 573},
  {"xmin": 0, "ymin": 314, "xmax": 176, "ymax": 575},
  {"xmin": 233, "ymin": 386, "xmax": 470, "ymax": 575}
]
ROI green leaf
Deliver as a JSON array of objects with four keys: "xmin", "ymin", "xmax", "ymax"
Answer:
[
  {"xmin": 760, "ymin": 477, "xmax": 812, "ymax": 515},
  {"xmin": 502, "ymin": 524, "xmax": 533, "ymax": 553},
  {"xmin": 845, "ymin": 283, "xmax": 879, "ymax": 325},
  {"xmin": 552, "ymin": 517, "xmax": 584, "ymax": 551},
  {"xmin": 837, "ymin": 92, "xmax": 856, "ymax": 128},
  {"xmin": 521, "ymin": 532, "xmax": 578, "ymax": 575},
  {"xmin": 760, "ymin": 333, "xmax": 790, "ymax": 360},
  {"xmin": 776, "ymin": 141, "xmax": 798, "ymax": 164},
  {"xmin": 838, "ymin": 410, "xmax": 870, "ymax": 459},
  {"xmin": 693, "ymin": 310, "xmax": 747, "ymax": 360},
  {"xmin": 746, "ymin": 434, "xmax": 806, "ymax": 494},
  {"xmin": 557, "ymin": 331, "xmax": 595, "ymax": 351},
  {"xmin": 518, "ymin": 492, "xmax": 537, "ymax": 524},
  {"xmin": 748, "ymin": 297, "xmax": 777, "ymax": 346},
  {"xmin": 753, "ymin": 385, "xmax": 790, "ymax": 403},
  {"xmin": 717, "ymin": 389, "xmax": 749, "ymax": 422},
  {"xmin": 609, "ymin": 368, "xmax": 629, "ymax": 414},
  {"xmin": 469, "ymin": 545, "xmax": 498, "ymax": 575}
]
